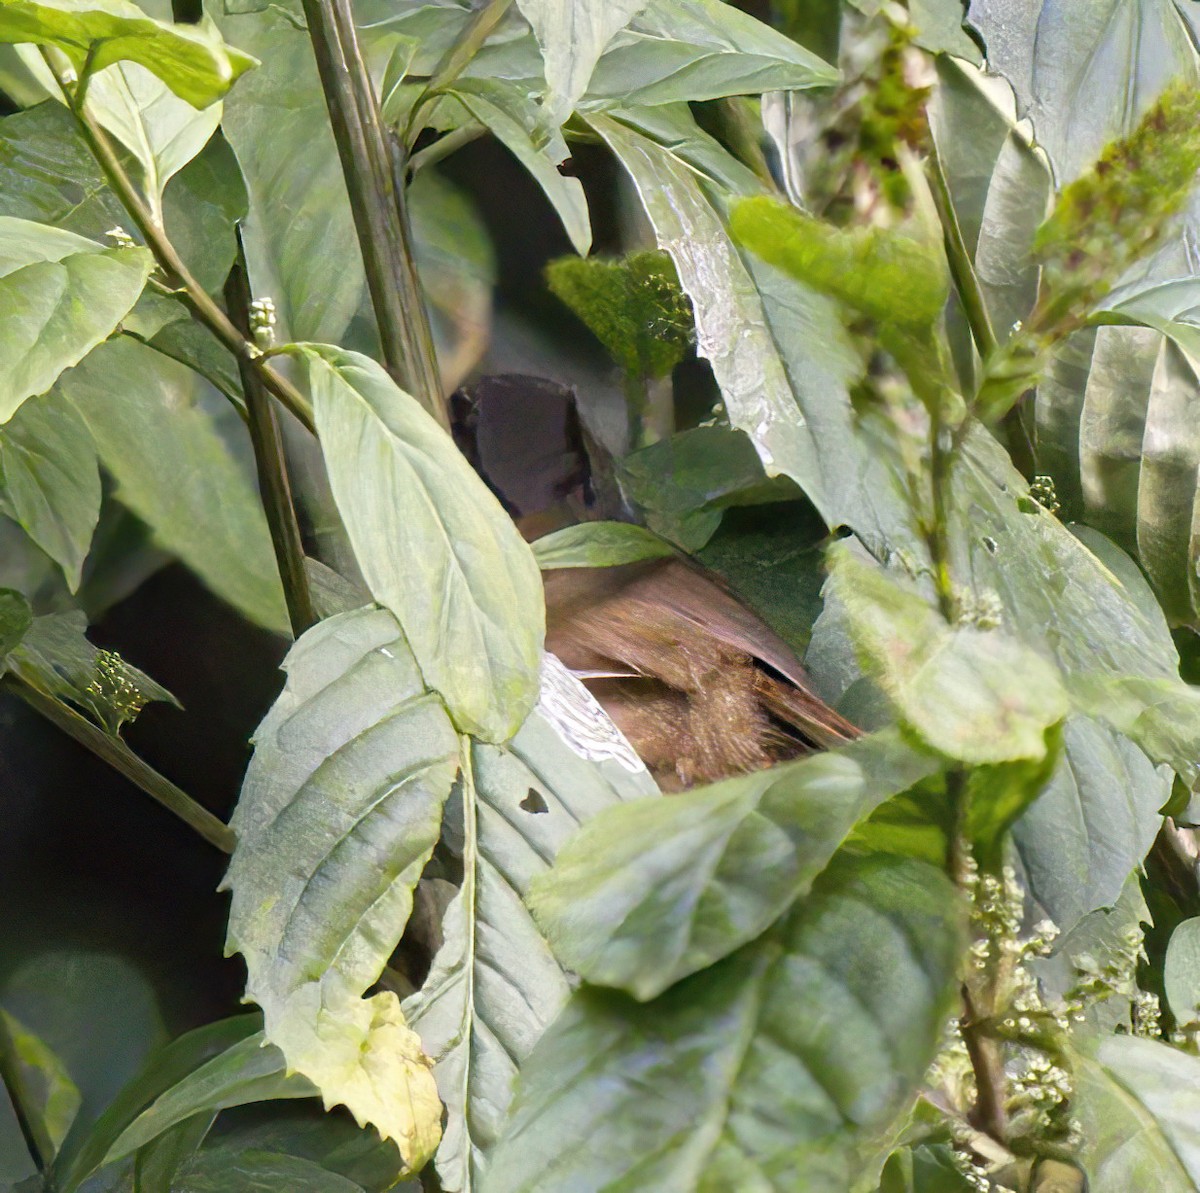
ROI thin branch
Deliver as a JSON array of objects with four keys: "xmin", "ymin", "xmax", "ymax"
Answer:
[
  {"xmin": 300, "ymin": 0, "xmax": 448, "ymax": 427},
  {"xmin": 225, "ymin": 229, "xmax": 318, "ymax": 638},
  {"xmin": 41, "ymin": 50, "xmax": 315, "ymax": 435},
  {"xmin": 5, "ymin": 677, "xmax": 236, "ymax": 855}
]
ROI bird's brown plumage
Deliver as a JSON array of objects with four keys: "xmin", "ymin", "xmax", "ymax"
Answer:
[{"xmin": 543, "ymin": 556, "xmax": 858, "ymax": 790}]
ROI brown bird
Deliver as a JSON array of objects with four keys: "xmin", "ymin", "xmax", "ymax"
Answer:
[
  {"xmin": 544, "ymin": 556, "xmax": 858, "ymax": 790},
  {"xmin": 453, "ymin": 373, "xmax": 858, "ymax": 789}
]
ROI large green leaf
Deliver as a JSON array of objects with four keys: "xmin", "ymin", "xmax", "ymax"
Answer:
[
  {"xmin": 0, "ymin": 217, "xmax": 152, "ymax": 424},
  {"xmin": 54, "ymin": 1016, "xmax": 262, "ymax": 1192},
  {"xmin": 224, "ymin": 608, "xmax": 460, "ymax": 1169},
  {"xmin": 1013, "ymin": 715, "xmax": 1168, "ymax": 933},
  {"xmin": 380, "ymin": 0, "xmax": 838, "ymax": 110},
  {"xmin": 594, "ymin": 106, "xmax": 910, "ymax": 552},
  {"xmin": 512, "ymin": 0, "xmax": 648, "ymax": 121},
  {"xmin": 966, "ymin": 0, "xmax": 1200, "ymax": 183},
  {"xmin": 0, "ymin": 951, "xmax": 165, "ymax": 1152},
  {"xmin": 216, "ymin": 7, "xmax": 362, "ymax": 343},
  {"xmin": 171, "ymin": 1149, "xmax": 367, "ymax": 1192},
  {"xmin": 0, "ymin": 0, "xmax": 256, "ymax": 109},
  {"xmin": 17, "ymin": 48, "xmax": 222, "ymax": 219},
  {"xmin": 0, "ymin": 388, "xmax": 100, "ymax": 588},
  {"xmin": 1164, "ymin": 917, "xmax": 1200, "ymax": 1027},
  {"xmin": 102, "ymin": 1033, "xmax": 315, "ymax": 1165},
  {"xmin": 443, "ymin": 78, "xmax": 590, "ymax": 255},
  {"xmin": 1074, "ymin": 1035, "xmax": 1200, "ymax": 1190},
  {"xmin": 825, "ymin": 542, "xmax": 1068, "ymax": 765},
  {"xmin": 484, "ymin": 853, "xmax": 965, "ymax": 1193},
  {"xmin": 528, "ymin": 728, "xmax": 942, "ymax": 1000},
  {"xmin": 58, "ymin": 336, "xmax": 289, "ymax": 633},
  {"xmin": 928, "ymin": 56, "xmax": 1050, "ymax": 348},
  {"xmin": 296, "ymin": 344, "xmax": 544, "ymax": 742},
  {"xmin": 0, "ymin": 101, "xmax": 124, "ymax": 238},
  {"xmin": 405, "ymin": 657, "xmax": 657, "ymax": 1191}
]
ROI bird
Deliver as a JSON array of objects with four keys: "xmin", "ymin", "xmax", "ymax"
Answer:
[
  {"xmin": 543, "ymin": 556, "xmax": 857, "ymax": 790},
  {"xmin": 453, "ymin": 373, "xmax": 858, "ymax": 789}
]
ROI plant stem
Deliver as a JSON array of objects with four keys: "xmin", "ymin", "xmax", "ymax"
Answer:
[
  {"xmin": 960, "ymin": 983, "xmax": 1009, "ymax": 1142},
  {"xmin": 4, "ymin": 677, "xmax": 236, "ymax": 854},
  {"xmin": 948, "ymin": 773, "xmax": 1010, "ymax": 1147},
  {"xmin": 42, "ymin": 51, "xmax": 315, "ymax": 435},
  {"xmin": 301, "ymin": 0, "xmax": 448, "ymax": 427},
  {"xmin": 225, "ymin": 230, "xmax": 318, "ymax": 639},
  {"xmin": 928, "ymin": 140, "xmax": 998, "ymax": 362}
]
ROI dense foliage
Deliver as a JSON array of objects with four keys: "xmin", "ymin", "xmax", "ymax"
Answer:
[{"xmin": 4, "ymin": 0, "xmax": 1200, "ymax": 1190}]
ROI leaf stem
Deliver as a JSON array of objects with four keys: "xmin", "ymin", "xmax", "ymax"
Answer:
[
  {"xmin": 928, "ymin": 140, "xmax": 998, "ymax": 362},
  {"xmin": 300, "ymin": 0, "xmax": 448, "ymax": 427},
  {"xmin": 225, "ymin": 229, "xmax": 318, "ymax": 638},
  {"xmin": 41, "ymin": 51, "xmax": 316, "ymax": 435},
  {"xmin": 4, "ymin": 676, "xmax": 235, "ymax": 854}
]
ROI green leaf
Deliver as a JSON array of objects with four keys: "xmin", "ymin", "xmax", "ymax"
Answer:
[
  {"xmin": 172, "ymin": 1148, "xmax": 367, "ymax": 1193},
  {"xmin": 0, "ymin": 0, "xmax": 256, "ymax": 109},
  {"xmin": 132, "ymin": 1112, "xmax": 218, "ymax": 1193},
  {"xmin": 55, "ymin": 1016, "xmax": 262, "ymax": 1193},
  {"xmin": 528, "ymin": 728, "xmax": 943, "ymax": 1000},
  {"xmin": 103, "ymin": 1033, "xmax": 315, "ymax": 1165},
  {"xmin": 186, "ymin": 1105, "xmax": 411, "ymax": 1192},
  {"xmin": 1074, "ymin": 1035, "xmax": 1200, "ymax": 1190},
  {"xmin": 0, "ymin": 1009, "xmax": 82, "ymax": 1161},
  {"xmin": 512, "ymin": 0, "xmax": 648, "ymax": 121},
  {"xmin": 1013, "ymin": 715, "xmax": 1168, "ymax": 933},
  {"xmin": 531, "ymin": 521, "xmax": 675, "ymax": 569},
  {"xmin": 0, "ymin": 586, "xmax": 32, "ymax": 659},
  {"xmin": 161, "ymin": 130, "xmax": 248, "ymax": 294},
  {"xmin": 216, "ymin": 8, "xmax": 362, "ymax": 342},
  {"xmin": 618, "ymin": 424, "xmax": 801, "ymax": 550},
  {"xmin": 8, "ymin": 610, "xmax": 177, "ymax": 733},
  {"xmin": 485, "ymin": 854, "xmax": 965, "ymax": 1193},
  {"xmin": 0, "ymin": 388, "xmax": 100, "ymax": 588},
  {"xmin": 966, "ymin": 0, "xmax": 1200, "ymax": 183},
  {"xmin": 18, "ymin": 49, "xmax": 222, "ymax": 217},
  {"xmin": 59, "ymin": 336, "xmax": 289, "ymax": 634},
  {"xmin": 378, "ymin": 0, "xmax": 837, "ymax": 110},
  {"xmin": 405, "ymin": 662, "xmax": 657, "ymax": 1190},
  {"xmin": 444, "ymin": 77, "xmax": 590, "ymax": 255},
  {"xmin": 545, "ymin": 250, "xmax": 693, "ymax": 381},
  {"xmin": 577, "ymin": 0, "xmax": 838, "ymax": 108},
  {"xmin": 1164, "ymin": 917, "xmax": 1200, "ymax": 1027},
  {"xmin": 224, "ymin": 608, "xmax": 459, "ymax": 1169},
  {"xmin": 1043, "ymin": 327, "xmax": 1200, "ymax": 625},
  {"xmin": 928, "ymin": 55, "xmax": 1050, "ymax": 347},
  {"xmin": 0, "ymin": 217, "xmax": 152, "ymax": 424},
  {"xmin": 592, "ymin": 106, "xmax": 912, "ymax": 554},
  {"xmin": 0, "ymin": 101, "xmax": 124, "ymax": 238},
  {"xmin": 296, "ymin": 344, "xmax": 544, "ymax": 742},
  {"xmin": 589, "ymin": 113, "xmax": 821, "ymax": 495},
  {"xmin": 825, "ymin": 543, "xmax": 1068, "ymax": 765}
]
